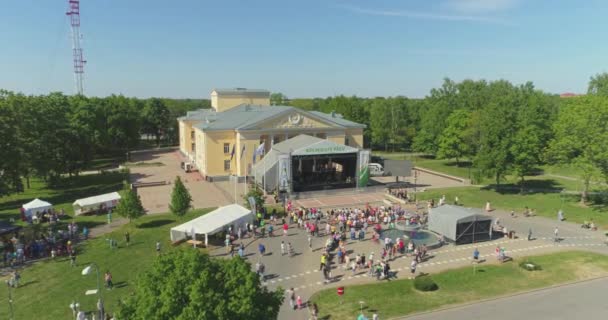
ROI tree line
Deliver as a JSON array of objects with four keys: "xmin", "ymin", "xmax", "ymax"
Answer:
[
  {"xmin": 278, "ymin": 73, "xmax": 608, "ymax": 199},
  {"xmin": 0, "ymin": 91, "xmax": 208, "ymax": 195}
]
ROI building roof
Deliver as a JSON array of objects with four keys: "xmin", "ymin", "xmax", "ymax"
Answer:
[
  {"xmin": 177, "ymin": 108, "xmax": 214, "ymax": 121},
  {"xmin": 212, "ymin": 88, "xmax": 270, "ymax": 96},
  {"xmin": 191, "ymin": 104, "xmax": 365, "ymax": 131}
]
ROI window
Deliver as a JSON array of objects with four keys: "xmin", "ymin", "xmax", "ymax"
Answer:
[
  {"xmin": 345, "ymin": 136, "xmax": 350, "ymax": 146},
  {"xmin": 223, "ymin": 143, "xmax": 230, "ymax": 154},
  {"xmin": 191, "ymin": 143, "xmax": 196, "ymax": 153},
  {"xmin": 190, "ymin": 130, "xmax": 195, "ymax": 139},
  {"xmin": 224, "ymin": 160, "xmax": 231, "ymax": 171}
]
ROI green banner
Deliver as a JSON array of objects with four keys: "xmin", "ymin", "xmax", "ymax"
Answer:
[{"xmin": 358, "ymin": 165, "xmax": 369, "ymax": 187}]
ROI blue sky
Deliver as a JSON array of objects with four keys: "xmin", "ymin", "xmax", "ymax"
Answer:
[{"xmin": 1, "ymin": 0, "xmax": 607, "ymax": 98}]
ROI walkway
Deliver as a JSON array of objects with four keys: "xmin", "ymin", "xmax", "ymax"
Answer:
[{"xmin": 399, "ymin": 277, "xmax": 608, "ymax": 320}]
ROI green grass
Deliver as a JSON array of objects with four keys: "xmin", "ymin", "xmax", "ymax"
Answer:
[
  {"xmin": 85, "ymin": 156, "xmax": 124, "ymax": 171},
  {"xmin": 0, "ymin": 209, "xmax": 213, "ymax": 319},
  {"xmin": 122, "ymin": 161, "xmax": 165, "ymax": 168},
  {"xmin": 0, "ymin": 171, "xmax": 128, "ymax": 229},
  {"xmin": 311, "ymin": 251, "xmax": 608, "ymax": 320},
  {"xmin": 417, "ymin": 186, "xmax": 608, "ymax": 229}
]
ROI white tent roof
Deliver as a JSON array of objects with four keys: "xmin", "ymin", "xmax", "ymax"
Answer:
[
  {"xmin": 73, "ymin": 192, "xmax": 121, "ymax": 207},
  {"xmin": 22, "ymin": 198, "xmax": 52, "ymax": 211},
  {"xmin": 170, "ymin": 204, "xmax": 253, "ymax": 241}
]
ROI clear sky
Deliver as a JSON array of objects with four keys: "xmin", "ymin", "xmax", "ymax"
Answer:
[{"xmin": 1, "ymin": 0, "xmax": 607, "ymax": 98}]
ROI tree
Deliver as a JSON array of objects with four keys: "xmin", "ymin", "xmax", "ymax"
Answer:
[
  {"xmin": 436, "ymin": 109, "xmax": 473, "ymax": 165},
  {"xmin": 142, "ymin": 98, "xmax": 171, "ymax": 146},
  {"xmin": 169, "ymin": 176, "xmax": 192, "ymax": 218},
  {"xmin": 547, "ymin": 95, "xmax": 608, "ymax": 203},
  {"xmin": 0, "ymin": 90, "xmax": 23, "ymax": 195},
  {"xmin": 243, "ymin": 187, "xmax": 264, "ymax": 214},
  {"xmin": 588, "ymin": 73, "xmax": 608, "ymax": 96},
  {"xmin": 116, "ymin": 250, "xmax": 283, "ymax": 319},
  {"xmin": 270, "ymin": 92, "xmax": 288, "ymax": 106},
  {"xmin": 115, "ymin": 182, "xmax": 145, "ymax": 223},
  {"xmin": 369, "ymin": 99, "xmax": 391, "ymax": 151}
]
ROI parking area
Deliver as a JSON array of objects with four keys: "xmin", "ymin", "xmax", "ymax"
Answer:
[{"xmin": 129, "ymin": 149, "xmax": 231, "ymax": 214}]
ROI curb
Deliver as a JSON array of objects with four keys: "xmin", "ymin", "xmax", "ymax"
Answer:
[{"xmin": 388, "ymin": 274, "xmax": 608, "ymax": 320}]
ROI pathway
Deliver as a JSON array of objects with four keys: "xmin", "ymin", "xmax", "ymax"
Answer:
[{"xmin": 398, "ymin": 276, "xmax": 608, "ymax": 320}]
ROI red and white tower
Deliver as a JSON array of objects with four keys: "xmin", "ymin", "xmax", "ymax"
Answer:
[{"xmin": 66, "ymin": 0, "xmax": 86, "ymax": 95}]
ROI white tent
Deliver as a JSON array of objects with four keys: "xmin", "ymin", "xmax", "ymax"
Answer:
[
  {"xmin": 73, "ymin": 192, "xmax": 121, "ymax": 215},
  {"xmin": 22, "ymin": 199, "xmax": 52, "ymax": 218},
  {"xmin": 170, "ymin": 204, "xmax": 253, "ymax": 246}
]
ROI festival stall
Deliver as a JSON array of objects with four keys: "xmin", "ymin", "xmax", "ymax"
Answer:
[
  {"xmin": 73, "ymin": 192, "xmax": 121, "ymax": 215},
  {"xmin": 170, "ymin": 204, "xmax": 253, "ymax": 246},
  {"xmin": 21, "ymin": 198, "xmax": 53, "ymax": 220},
  {"xmin": 428, "ymin": 205, "xmax": 493, "ymax": 244}
]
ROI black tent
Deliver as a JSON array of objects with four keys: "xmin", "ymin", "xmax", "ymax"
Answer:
[{"xmin": 428, "ymin": 205, "xmax": 493, "ymax": 244}]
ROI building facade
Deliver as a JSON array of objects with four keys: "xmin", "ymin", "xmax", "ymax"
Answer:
[{"xmin": 178, "ymin": 88, "xmax": 365, "ymax": 180}]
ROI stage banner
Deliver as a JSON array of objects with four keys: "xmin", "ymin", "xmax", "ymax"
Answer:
[
  {"xmin": 358, "ymin": 150, "xmax": 370, "ymax": 188},
  {"xmin": 278, "ymin": 154, "xmax": 291, "ymax": 191}
]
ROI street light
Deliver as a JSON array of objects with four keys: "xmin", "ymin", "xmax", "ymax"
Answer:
[
  {"xmin": 81, "ymin": 263, "xmax": 103, "ymax": 319},
  {"xmin": 5, "ymin": 280, "xmax": 14, "ymax": 320}
]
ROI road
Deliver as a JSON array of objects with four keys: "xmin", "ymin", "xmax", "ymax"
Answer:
[{"xmin": 400, "ymin": 277, "xmax": 608, "ymax": 320}]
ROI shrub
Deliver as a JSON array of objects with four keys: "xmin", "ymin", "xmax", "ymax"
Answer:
[
  {"xmin": 413, "ymin": 275, "xmax": 439, "ymax": 292},
  {"xmin": 519, "ymin": 261, "xmax": 542, "ymax": 271}
]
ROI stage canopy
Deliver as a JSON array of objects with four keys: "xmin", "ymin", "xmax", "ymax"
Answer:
[
  {"xmin": 252, "ymin": 134, "xmax": 359, "ymax": 191},
  {"xmin": 22, "ymin": 198, "xmax": 52, "ymax": 217},
  {"xmin": 170, "ymin": 204, "xmax": 253, "ymax": 245},
  {"xmin": 428, "ymin": 205, "xmax": 493, "ymax": 244},
  {"xmin": 73, "ymin": 192, "xmax": 121, "ymax": 215}
]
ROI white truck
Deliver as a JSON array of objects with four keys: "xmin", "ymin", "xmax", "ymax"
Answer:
[{"xmin": 368, "ymin": 163, "xmax": 385, "ymax": 176}]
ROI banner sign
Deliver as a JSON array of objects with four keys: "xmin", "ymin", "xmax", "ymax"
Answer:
[
  {"xmin": 357, "ymin": 150, "xmax": 370, "ymax": 188},
  {"xmin": 248, "ymin": 196, "xmax": 257, "ymax": 214},
  {"xmin": 278, "ymin": 154, "xmax": 291, "ymax": 191}
]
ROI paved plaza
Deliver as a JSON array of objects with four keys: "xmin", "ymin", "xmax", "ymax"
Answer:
[
  {"xmin": 129, "ymin": 150, "xmax": 232, "ymax": 213},
  {"xmin": 210, "ymin": 206, "xmax": 608, "ymax": 320}
]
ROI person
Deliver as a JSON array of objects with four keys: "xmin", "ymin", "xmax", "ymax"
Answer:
[
  {"xmin": 256, "ymin": 261, "xmax": 265, "ymax": 282},
  {"xmin": 156, "ymin": 241, "xmax": 161, "ymax": 254},
  {"xmin": 373, "ymin": 313, "xmax": 379, "ymax": 320},
  {"xmin": 283, "ymin": 223, "xmax": 289, "ymax": 236},
  {"xmin": 308, "ymin": 234, "xmax": 313, "ymax": 250},
  {"xmin": 77, "ymin": 310, "xmax": 86, "ymax": 320},
  {"xmin": 83, "ymin": 226, "xmax": 89, "ymax": 240},
  {"xmin": 454, "ymin": 196, "xmax": 459, "ymax": 206},
  {"xmin": 288, "ymin": 242, "xmax": 294, "ymax": 257},
  {"xmin": 124, "ymin": 232, "xmax": 130, "ymax": 247},
  {"xmin": 107, "ymin": 210, "xmax": 112, "ymax": 224},
  {"xmin": 287, "ymin": 287, "xmax": 296, "ymax": 310},
  {"xmin": 10, "ymin": 270, "xmax": 20, "ymax": 287},
  {"xmin": 258, "ymin": 243, "xmax": 266, "ymax": 256},
  {"xmin": 410, "ymin": 259, "xmax": 417, "ymax": 275},
  {"xmin": 310, "ymin": 303, "xmax": 319, "ymax": 320},
  {"xmin": 281, "ymin": 241, "xmax": 286, "ymax": 256},
  {"xmin": 554, "ymin": 227, "xmax": 559, "ymax": 242},
  {"xmin": 558, "ymin": 209, "xmax": 564, "ymax": 221},
  {"xmin": 473, "ymin": 248, "xmax": 479, "ymax": 262},
  {"xmin": 296, "ymin": 295, "xmax": 303, "ymax": 310},
  {"xmin": 229, "ymin": 244, "xmax": 235, "ymax": 257},
  {"xmin": 70, "ymin": 251, "xmax": 77, "ymax": 267},
  {"xmin": 238, "ymin": 244, "xmax": 244, "ymax": 258},
  {"xmin": 104, "ymin": 270, "xmax": 113, "ymax": 289},
  {"xmin": 528, "ymin": 228, "xmax": 533, "ymax": 241}
]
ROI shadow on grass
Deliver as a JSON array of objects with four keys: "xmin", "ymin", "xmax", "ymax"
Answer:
[
  {"xmin": 483, "ymin": 179, "xmax": 563, "ymax": 195},
  {"xmin": 588, "ymin": 191, "xmax": 608, "ymax": 213},
  {"xmin": 138, "ymin": 219, "xmax": 175, "ymax": 229},
  {"xmin": 443, "ymin": 160, "xmax": 473, "ymax": 169}
]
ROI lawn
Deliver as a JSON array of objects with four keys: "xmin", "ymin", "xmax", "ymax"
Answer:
[
  {"xmin": 416, "ymin": 186, "xmax": 608, "ymax": 229},
  {"xmin": 0, "ymin": 209, "xmax": 213, "ymax": 319},
  {"xmin": 311, "ymin": 251, "xmax": 608, "ymax": 320},
  {"xmin": 0, "ymin": 171, "xmax": 128, "ymax": 229}
]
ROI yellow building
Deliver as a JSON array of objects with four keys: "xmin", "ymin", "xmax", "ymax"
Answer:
[{"xmin": 178, "ymin": 88, "xmax": 365, "ymax": 181}]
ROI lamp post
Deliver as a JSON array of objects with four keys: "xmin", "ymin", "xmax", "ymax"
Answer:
[
  {"xmin": 81, "ymin": 263, "xmax": 102, "ymax": 319},
  {"xmin": 6, "ymin": 280, "xmax": 14, "ymax": 320}
]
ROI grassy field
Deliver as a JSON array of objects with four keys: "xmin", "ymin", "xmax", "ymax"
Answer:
[
  {"xmin": 373, "ymin": 151, "xmax": 600, "ymax": 191},
  {"xmin": 311, "ymin": 251, "xmax": 608, "ymax": 320},
  {"xmin": 416, "ymin": 186, "xmax": 608, "ymax": 229},
  {"xmin": 0, "ymin": 209, "xmax": 213, "ymax": 319},
  {"xmin": 0, "ymin": 172, "xmax": 128, "ymax": 229}
]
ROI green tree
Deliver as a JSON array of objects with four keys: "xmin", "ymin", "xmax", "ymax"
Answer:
[
  {"xmin": 169, "ymin": 176, "xmax": 192, "ymax": 218},
  {"xmin": 270, "ymin": 92, "xmax": 288, "ymax": 105},
  {"xmin": 142, "ymin": 98, "xmax": 171, "ymax": 146},
  {"xmin": 588, "ymin": 73, "xmax": 608, "ymax": 96},
  {"xmin": 116, "ymin": 250, "xmax": 283, "ymax": 319},
  {"xmin": 436, "ymin": 109, "xmax": 473, "ymax": 165},
  {"xmin": 0, "ymin": 90, "xmax": 24, "ymax": 195},
  {"xmin": 369, "ymin": 99, "xmax": 391, "ymax": 151},
  {"xmin": 115, "ymin": 182, "xmax": 145, "ymax": 223},
  {"xmin": 243, "ymin": 187, "xmax": 264, "ymax": 214},
  {"xmin": 547, "ymin": 95, "xmax": 608, "ymax": 202}
]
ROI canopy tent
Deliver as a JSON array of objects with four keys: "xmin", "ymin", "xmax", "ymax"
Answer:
[
  {"xmin": 252, "ymin": 134, "xmax": 359, "ymax": 192},
  {"xmin": 73, "ymin": 192, "xmax": 121, "ymax": 215},
  {"xmin": 428, "ymin": 205, "xmax": 493, "ymax": 244},
  {"xmin": 21, "ymin": 198, "xmax": 52, "ymax": 218},
  {"xmin": 170, "ymin": 204, "xmax": 253, "ymax": 246}
]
